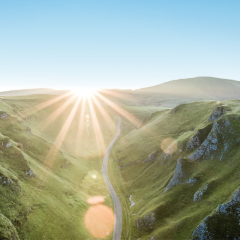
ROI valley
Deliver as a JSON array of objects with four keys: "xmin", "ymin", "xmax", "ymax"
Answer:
[{"xmin": 1, "ymin": 77, "xmax": 240, "ymax": 239}]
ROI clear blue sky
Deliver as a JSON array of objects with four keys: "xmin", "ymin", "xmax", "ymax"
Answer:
[{"xmin": 0, "ymin": 0, "xmax": 240, "ymax": 90}]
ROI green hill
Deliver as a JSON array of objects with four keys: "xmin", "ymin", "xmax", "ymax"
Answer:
[
  {"xmin": 0, "ymin": 93, "xmax": 160, "ymax": 239},
  {"xmin": 0, "ymin": 89, "xmax": 69, "ymax": 96},
  {"xmin": 109, "ymin": 100, "xmax": 240, "ymax": 239},
  {"xmin": 0, "ymin": 94, "xmax": 119, "ymax": 239},
  {"xmin": 81, "ymin": 77, "xmax": 240, "ymax": 108},
  {"xmin": 132, "ymin": 77, "xmax": 240, "ymax": 107}
]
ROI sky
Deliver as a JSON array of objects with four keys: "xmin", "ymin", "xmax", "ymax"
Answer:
[{"xmin": 0, "ymin": 0, "xmax": 240, "ymax": 90}]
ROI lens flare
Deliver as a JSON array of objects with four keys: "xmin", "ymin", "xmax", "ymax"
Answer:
[
  {"xmin": 84, "ymin": 204, "xmax": 114, "ymax": 239},
  {"xmin": 160, "ymin": 138, "xmax": 178, "ymax": 154},
  {"xmin": 87, "ymin": 196, "xmax": 105, "ymax": 205}
]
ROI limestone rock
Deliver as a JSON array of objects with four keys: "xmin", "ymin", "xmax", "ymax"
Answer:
[
  {"xmin": 189, "ymin": 118, "xmax": 236, "ymax": 161},
  {"xmin": 208, "ymin": 105, "xmax": 225, "ymax": 121},
  {"xmin": 0, "ymin": 112, "xmax": 8, "ymax": 119},
  {"xmin": 2, "ymin": 177, "xmax": 14, "ymax": 185},
  {"xmin": 144, "ymin": 152, "xmax": 158, "ymax": 163},
  {"xmin": 6, "ymin": 141, "xmax": 12, "ymax": 148},
  {"xmin": 164, "ymin": 153, "xmax": 171, "ymax": 161},
  {"xmin": 192, "ymin": 218, "xmax": 210, "ymax": 240},
  {"xmin": 187, "ymin": 124, "xmax": 213, "ymax": 151},
  {"xmin": 232, "ymin": 188, "xmax": 240, "ymax": 202},
  {"xmin": 129, "ymin": 195, "xmax": 135, "ymax": 208},
  {"xmin": 164, "ymin": 157, "xmax": 186, "ymax": 192},
  {"xmin": 187, "ymin": 132, "xmax": 201, "ymax": 150},
  {"xmin": 26, "ymin": 168, "xmax": 36, "ymax": 177},
  {"xmin": 193, "ymin": 184, "xmax": 209, "ymax": 202},
  {"xmin": 188, "ymin": 178, "xmax": 197, "ymax": 185},
  {"xmin": 192, "ymin": 188, "xmax": 240, "ymax": 240},
  {"xmin": 216, "ymin": 188, "xmax": 240, "ymax": 214}
]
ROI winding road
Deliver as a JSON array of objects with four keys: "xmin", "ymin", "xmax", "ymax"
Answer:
[{"xmin": 102, "ymin": 116, "xmax": 122, "ymax": 240}]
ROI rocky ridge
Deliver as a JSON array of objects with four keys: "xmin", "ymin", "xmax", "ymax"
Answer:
[
  {"xmin": 189, "ymin": 117, "xmax": 238, "ymax": 161},
  {"xmin": 164, "ymin": 157, "xmax": 186, "ymax": 192},
  {"xmin": 192, "ymin": 188, "xmax": 240, "ymax": 240},
  {"xmin": 193, "ymin": 184, "xmax": 209, "ymax": 202}
]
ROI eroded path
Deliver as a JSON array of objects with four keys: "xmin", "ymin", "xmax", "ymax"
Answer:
[{"xmin": 102, "ymin": 117, "xmax": 122, "ymax": 240}]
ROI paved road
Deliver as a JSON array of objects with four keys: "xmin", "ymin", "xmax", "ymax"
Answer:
[{"xmin": 102, "ymin": 117, "xmax": 122, "ymax": 240}]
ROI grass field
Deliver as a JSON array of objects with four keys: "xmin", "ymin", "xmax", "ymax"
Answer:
[
  {"xmin": 2, "ymin": 91, "xmax": 240, "ymax": 239},
  {"xmin": 0, "ymin": 93, "xmax": 163, "ymax": 239},
  {"xmin": 0, "ymin": 94, "xmax": 118, "ymax": 239}
]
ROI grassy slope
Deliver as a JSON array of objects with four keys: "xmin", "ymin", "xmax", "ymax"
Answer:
[
  {"xmin": 110, "ymin": 100, "xmax": 240, "ymax": 239},
  {"xmin": 0, "ymin": 94, "xmax": 163, "ymax": 239},
  {"xmin": 0, "ymin": 95, "xmax": 117, "ymax": 239},
  {"xmin": 107, "ymin": 105, "xmax": 165, "ymax": 240},
  {"xmin": 3, "ymin": 91, "xmax": 240, "ymax": 239}
]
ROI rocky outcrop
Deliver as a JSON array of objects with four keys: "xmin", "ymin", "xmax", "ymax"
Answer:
[
  {"xmin": 129, "ymin": 195, "xmax": 135, "ymax": 208},
  {"xmin": 189, "ymin": 118, "xmax": 237, "ymax": 161},
  {"xmin": 0, "ymin": 137, "xmax": 12, "ymax": 150},
  {"xmin": 26, "ymin": 168, "xmax": 36, "ymax": 177},
  {"xmin": 0, "ymin": 175, "xmax": 20, "ymax": 192},
  {"xmin": 0, "ymin": 111, "xmax": 8, "ymax": 119},
  {"xmin": 193, "ymin": 184, "xmax": 209, "ymax": 202},
  {"xmin": 0, "ymin": 213, "xmax": 20, "ymax": 240},
  {"xmin": 1, "ymin": 176, "xmax": 14, "ymax": 186},
  {"xmin": 187, "ymin": 132, "xmax": 201, "ymax": 150},
  {"xmin": 192, "ymin": 188, "xmax": 240, "ymax": 240},
  {"xmin": 216, "ymin": 188, "xmax": 240, "ymax": 214},
  {"xmin": 187, "ymin": 124, "xmax": 213, "ymax": 151},
  {"xmin": 164, "ymin": 158, "xmax": 198, "ymax": 192},
  {"xmin": 188, "ymin": 178, "xmax": 198, "ymax": 185},
  {"xmin": 164, "ymin": 153, "xmax": 171, "ymax": 160},
  {"xmin": 208, "ymin": 105, "xmax": 225, "ymax": 121},
  {"xmin": 6, "ymin": 141, "xmax": 12, "ymax": 148},
  {"xmin": 136, "ymin": 212, "xmax": 155, "ymax": 233},
  {"xmin": 164, "ymin": 157, "xmax": 186, "ymax": 192},
  {"xmin": 144, "ymin": 152, "xmax": 158, "ymax": 163}
]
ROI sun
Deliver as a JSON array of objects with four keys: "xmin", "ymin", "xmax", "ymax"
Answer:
[{"xmin": 72, "ymin": 88, "xmax": 98, "ymax": 98}]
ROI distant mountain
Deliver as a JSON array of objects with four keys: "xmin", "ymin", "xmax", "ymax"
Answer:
[
  {"xmin": 0, "ymin": 88, "xmax": 69, "ymax": 96},
  {"xmin": 132, "ymin": 77, "xmax": 240, "ymax": 107},
  {"xmin": 1, "ymin": 77, "xmax": 240, "ymax": 108}
]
